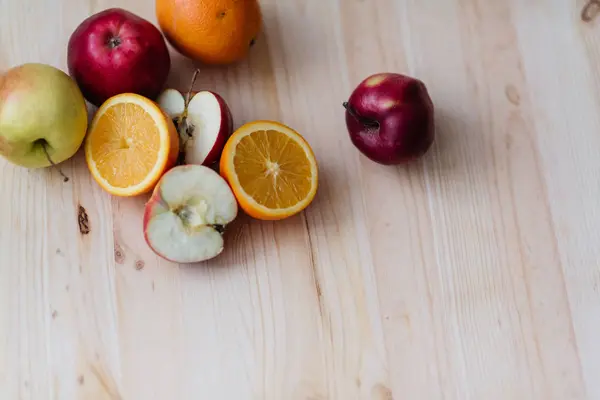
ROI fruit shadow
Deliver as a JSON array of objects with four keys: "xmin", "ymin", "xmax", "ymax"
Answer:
[
  {"xmin": 165, "ymin": 48, "xmax": 201, "ymax": 90},
  {"xmin": 412, "ymin": 105, "xmax": 489, "ymax": 183},
  {"xmin": 178, "ymin": 207, "xmax": 314, "ymax": 275},
  {"xmin": 176, "ymin": 211, "xmax": 252, "ymax": 272},
  {"xmin": 416, "ymin": 108, "xmax": 450, "ymax": 169},
  {"xmin": 163, "ymin": 3, "xmax": 317, "ymax": 128},
  {"xmin": 164, "ymin": 39, "xmax": 275, "ymax": 128}
]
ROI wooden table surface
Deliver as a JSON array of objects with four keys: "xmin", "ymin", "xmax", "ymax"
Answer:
[{"xmin": 2, "ymin": 0, "xmax": 600, "ymax": 399}]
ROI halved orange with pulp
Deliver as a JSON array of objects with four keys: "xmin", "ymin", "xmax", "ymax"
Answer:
[
  {"xmin": 85, "ymin": 93, "xmax": 179, "ymax": 197},
  {"xmin": 220, "ymin": 121, "xmax": 318, "ymax": 220}
]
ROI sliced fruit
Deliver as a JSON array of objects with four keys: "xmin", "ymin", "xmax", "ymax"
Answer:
[
  {"xmin": 220, "ymin": 120, "xmax": 318, "ymax": 220},
  {"xmin": 156, "ymin": 86, "xmax": 233, "ymax": 166},
  {"xmin": 156, "ymin": 88, "xmax": 185, "ymax": 119},
  {"xmin": 85, "ymin": 93, "xmax": 179, "ymax": 196},
  {"xmin": 143, "ymin": 165, "xmax": 238, "ymax": 263}
]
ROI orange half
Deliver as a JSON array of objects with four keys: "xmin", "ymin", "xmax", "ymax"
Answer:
[
  {"xmin": 85, "ymin": 93, "xmax": 179, "ymax": 197},
  {"xmin": 220, "ymin": 121, "xmax": 318, "ymax": 220}
]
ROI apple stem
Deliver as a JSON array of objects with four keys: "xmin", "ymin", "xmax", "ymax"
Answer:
[
  {"xmin": 342, "ymin": 102, "xmax": 379, "ymax": 128},
  {"xmin": 41, "ymin": 143, "xmax": 69, "ymax": 182},
  {"xmin": 175, "ymin": 69, "xmax": 202, "ymax": 165},
  {"xmin": 184, "ymin": 69, "xmax": 200, "ymax": 110}
]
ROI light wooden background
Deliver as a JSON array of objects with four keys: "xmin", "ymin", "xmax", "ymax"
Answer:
[{"xmin": 1, "ymin": 0, "xmax": 600, "ymax": 399}]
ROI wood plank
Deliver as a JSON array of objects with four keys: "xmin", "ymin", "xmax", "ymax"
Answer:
[{"xmin": 0, "ymin": 0, "xmax": 598, "ymax": 399}]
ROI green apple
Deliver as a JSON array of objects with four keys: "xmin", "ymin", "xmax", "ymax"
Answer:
[{"xmin": 0, "ymin": 63, "xmax": 88, "ymax": 169}]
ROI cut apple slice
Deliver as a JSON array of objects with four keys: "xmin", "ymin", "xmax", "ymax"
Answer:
[
  {"xmin": 156, "ymin": 88, "xmax": 185, "ymax": 119},
  {"xmin": 143, "ymin": 165, "xmax": 238, "ymax": 263},
  {"xmin": 156, "ymin": 87, "xmax": 233, "ymax": 166},
  {"xmin": 184, "ymin": 91, "xmax": 232, "ymax": 165}
]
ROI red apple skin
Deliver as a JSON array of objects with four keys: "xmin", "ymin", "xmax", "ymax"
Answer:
[
  {"xmin": 199, "ymin": 91, "xmax": 234, "ymax": 166},
  {"xmin": 68, "ymin": 8, "xmax": 171, "ymax": 107},
  {"xmin": 345, "ymin": 73, "xmax": 434, "ymax": 165}
]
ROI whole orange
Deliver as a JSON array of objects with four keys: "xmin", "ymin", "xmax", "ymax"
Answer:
[{"xmin": 156, "ymin": 0, "xmax": 262, "ymax": 65}]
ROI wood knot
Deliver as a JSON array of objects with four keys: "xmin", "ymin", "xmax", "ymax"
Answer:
[
  {"xmin": 504, "ymin": 84, "xmax": 521, "ymax": 106},
  {"xmin": 77, "ymin": 205, "xmax": 90, "ymax": 235},
  {"xmin": 582, "ymin": 1, "xmax": 600, "ymax": 22},
  {"xmin": 135, "ymin": 260, "xmax": 145, "ymax": 270},
  {"xmin": 372, "ymin": 384, "xmax": 394, "ymax": 400},
  {"xmin": 114, "ymin": 243, "xmax": 125, "ymax": 264}
]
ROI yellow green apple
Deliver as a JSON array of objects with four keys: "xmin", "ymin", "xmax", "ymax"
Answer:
[{"xmin": 0, "ymin": 63, "xmax": 88, "ymax": 168}]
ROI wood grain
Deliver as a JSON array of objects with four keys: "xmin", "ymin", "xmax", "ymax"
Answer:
[{"xmin": 1, "ymin": 0, "xmax": 599, "ymax": 399}]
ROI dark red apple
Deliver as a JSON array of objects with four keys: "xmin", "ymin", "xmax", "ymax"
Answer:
[
  {"xmin": 67, "ymin": 8, "xmax": 171, "ymax": 107},
  {"xmin": 344, "ymin": 73, "xmax": 434, "ymax": 165}
]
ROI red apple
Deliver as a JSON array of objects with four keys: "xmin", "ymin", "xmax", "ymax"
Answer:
[
  {"xmin": 156, "ymin": 72, "xmax": 233, "ymax": 166},
  {"xmin": 344, "ymin": 73, "xmax": 435, "ymax": 165},
  {"xmin": 143, "ymin": 165, "xmax": 238, "ymax": 263},
  {"xmin": 67, "ymin": 8, "xmax": 171, "ymax": 107}
]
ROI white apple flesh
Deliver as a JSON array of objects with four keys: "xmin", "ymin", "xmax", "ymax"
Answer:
[
  {"xmin": 156, "ymin": 88, "xmax": 233, "ymax": 166},
  {"xmin": 143, "ymin": 165, "xmax": 238, "ymax": 263}
]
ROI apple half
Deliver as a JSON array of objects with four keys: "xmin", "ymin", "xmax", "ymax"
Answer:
[
  {"xmin": 143, "ymin": 165, "xmax": 238, "ymax": 263},
  {"xmin": 156, "ymin": 88, "xmax": 233, "ymax": 166}
]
